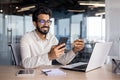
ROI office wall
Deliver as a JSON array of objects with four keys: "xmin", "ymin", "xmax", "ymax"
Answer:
[{"xmin": 106, "ymin": 0, "xmax": 120, "ymax": 59}]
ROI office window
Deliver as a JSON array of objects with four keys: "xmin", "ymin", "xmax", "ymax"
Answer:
[
  {"xmin": 71, "ymin": 14, "xmax": 84, "ymax": 43},
  {"xmin": 5, "ymin": 15, "xmax": 24, "ymax": 43},
  {"xmin": 86, "ymin": 16, "xmax": 105, "ymax": 41},
  {"xmin": 0, "ymin": 14, "xmax": 3, "ymax": 34},
  {"xmin": 58, "ymin": 18, "xmax": 70, "ymax": 37},
  {"xmin": 12, "ymin": 15, "xmax": 24, "ymax": 36},
  {"xmin": 24, "ymin": 16, "xmax": 34, "ymax": 33},
  {"xmin": 0, "ymin": 14, "xmax": 3, "ymax": 50},
  {"xmin": 49, "ymin": 18, "xmax": 55, "ymax": 35}
]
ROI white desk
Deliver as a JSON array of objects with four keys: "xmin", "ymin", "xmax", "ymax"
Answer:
[{"xmin": 0, "ymin": 65, "xmax": 120, "ymax": 80}]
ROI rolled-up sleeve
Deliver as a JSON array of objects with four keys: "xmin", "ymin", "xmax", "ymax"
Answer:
[{"xmin": 56, "ymin": 50, "xmax": 76, "ymax": 65}]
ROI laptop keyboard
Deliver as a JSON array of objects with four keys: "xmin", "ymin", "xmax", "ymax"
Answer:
[
  {"xmin": 73, "ymin": 64, "xmax": 87, "ymax": 69},
  {"xmin": 61, "ymin": 62, "xmax": 88, "ymax": 69}
]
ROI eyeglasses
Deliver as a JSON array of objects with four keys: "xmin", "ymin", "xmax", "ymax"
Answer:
[{"xmin": 38, "ymin": 19, "xmax": 52, "ymax": 25}]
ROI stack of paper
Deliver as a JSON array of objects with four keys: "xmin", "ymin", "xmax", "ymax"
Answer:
[{"xmin": 42, "ymin": 69, "xmax": 66, "ymax": 76}]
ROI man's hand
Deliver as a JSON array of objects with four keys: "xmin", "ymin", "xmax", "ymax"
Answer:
[
  {"xmin": 72, "ymin": 39, "xmax": 84, "ymax": 53},
  {"xmin": 48, "ymin": 43, "xmax": 66, "ymax": 60}
]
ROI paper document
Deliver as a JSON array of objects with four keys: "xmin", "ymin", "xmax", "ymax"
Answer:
[{"xmin": 42, "ymin": 69, "xmax": 66, "ymax": 76}]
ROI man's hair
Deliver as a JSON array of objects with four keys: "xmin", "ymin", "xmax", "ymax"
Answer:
[{"xmin": 32, "ymin": 6, "xmax": 52, "ymax": 22}]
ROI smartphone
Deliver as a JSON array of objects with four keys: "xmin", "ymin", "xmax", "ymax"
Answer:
[
  {"xmin": 58, "ymin": 37, "xmax": 68, "ymax": 49},
  {"xmin": 16, "ymin": 69, "xmax": 34, "ymax": 77}
]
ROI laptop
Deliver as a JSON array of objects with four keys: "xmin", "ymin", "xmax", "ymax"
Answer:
[{"xmin": 61, "ymin": 42, "xmax": 112, "ymax": 72}]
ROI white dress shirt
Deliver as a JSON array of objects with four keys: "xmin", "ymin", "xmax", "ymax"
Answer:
[{"xmin": 20, "ymin": 30, "xmax": 76, "ymax": 68}]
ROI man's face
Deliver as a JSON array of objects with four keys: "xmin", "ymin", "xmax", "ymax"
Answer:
[{"xmin": 35, "ymin": 14, "xmax": 52, "ymax": 35}]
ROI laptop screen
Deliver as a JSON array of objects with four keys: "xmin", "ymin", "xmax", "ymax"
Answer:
[{"xmin": 86, "ymin": 42, "xmax": 112, "ymax": 72}]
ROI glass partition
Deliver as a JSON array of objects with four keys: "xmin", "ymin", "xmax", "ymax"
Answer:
[
  {"xmin": 0, "ymin": 14, "xmax": 3, "ymax": 47},
  {"xmin": 57, "ymin": 18, "xmax": 70, "ymax": 37},
  {"xmin": 5, "ymin": 15, "xmax": 24, "ymax": 44},
  {"xmin": 70, "ymin": 14, "xmax": 84, "ymax": 43},
  {"xmin": 0, "ymin": 14, "xmax": 4, "ymax": 51},
  {"xmin": 24, "ymin": 16, "xmax": 34, "ymax": 33}
]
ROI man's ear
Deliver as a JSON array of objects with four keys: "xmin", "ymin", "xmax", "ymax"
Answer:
[{"xmin": 33, "ymin": 21, "xmax": 37, "ymax": 28}]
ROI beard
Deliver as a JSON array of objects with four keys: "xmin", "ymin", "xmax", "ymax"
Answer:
[{"xmin": 36, "ymin": 25, "xmax": 49, "ymax": 35}]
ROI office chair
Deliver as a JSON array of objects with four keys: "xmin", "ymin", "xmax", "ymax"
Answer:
[{"xmin": 10, "ymin": 43, "xmax": 21, "ymax": 66}]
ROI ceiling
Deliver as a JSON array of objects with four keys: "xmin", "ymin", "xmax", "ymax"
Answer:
[{"xmin": 0, "ymin": 0, "xmax": 105, "ymax": 16}]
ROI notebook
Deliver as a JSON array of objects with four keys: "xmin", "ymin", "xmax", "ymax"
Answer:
[
  {"xmin": 61, "ymin": 42, "xmax": 112, "ymax": 72},
  {"xmin": 42, "ymin": 69, "xmax": 66, "ymax": 76}
]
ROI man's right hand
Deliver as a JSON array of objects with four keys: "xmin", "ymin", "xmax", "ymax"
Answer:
[{"xmin": 48, "ymin": 43, "xmax": 66, "ymax": 60}]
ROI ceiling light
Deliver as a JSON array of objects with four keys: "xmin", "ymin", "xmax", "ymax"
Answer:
[
  {"xmin": 17, "ymin": 5, "xmax": 35, "ymax": 12},
  {"xmin": 0, "ymin": 9, "xmax": 3, "ymax": 12},
  {"xmin": 67, "ymin": 9, "xmax": 85, "ymax": 12},
  {"xmin": 78, "ymin": 1, "xmax": 105, "ymax": 7},
  {"xmin": 22, "ymin": 6, "xmax": 35, "ymax": 10},
  {"xmin": 95, "ymin": 12, "xmax": 105, "ymax": 16},
  {"xmin": 16, "ymin": 6, "xmax": 19, "ymax": 9},
  {"xmin": 17, "ymin": 8, "xmax": 30, "ymax": 12}
]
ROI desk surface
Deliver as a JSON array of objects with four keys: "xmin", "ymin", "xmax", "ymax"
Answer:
[{"xmin": 0, "ymin": 65, "xmax": 120, "ymax": 80}]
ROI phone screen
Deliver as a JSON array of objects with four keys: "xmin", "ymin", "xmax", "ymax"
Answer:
[
  {"xmin": 17, "ymin": 69, "xmax": 34, "ymax": 74},
  {"xmin": 18, "ymin": 70, "xmax": 25, "ymax": 74},
  {"xmin": 58, "ymin": 37, "xmax": 68, "ymax": 49},
  {"xmin": 58, "ymin": 37, "xmax": 68, "ymax": 45},
  {"xmin": 16, "ymin": 69, "xmax": 35, "ymax": 77}
]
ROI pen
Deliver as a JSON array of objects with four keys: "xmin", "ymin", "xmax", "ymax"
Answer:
[
  {"xmin": 112, "ymin": 59, "xmax": 118, "ymax": 73},
  {"xmin": 42, "ymin": 70, "xmax": 51, "ymax": 76},
  {"xmin": 112, "ymin": 59, "xmax": 120, "ymax": 73}
]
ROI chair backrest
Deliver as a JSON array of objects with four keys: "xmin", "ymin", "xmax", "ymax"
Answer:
[{"xmin": 10, "ymin": 43, "xmax": 21, "ymax": 66}]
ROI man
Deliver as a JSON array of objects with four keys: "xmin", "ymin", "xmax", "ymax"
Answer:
[{"xmin": 20, "ymin": 6, "xmax": 84, "ymax": 68}]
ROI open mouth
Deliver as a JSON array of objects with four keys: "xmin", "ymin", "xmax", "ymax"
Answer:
[{"xmin": 42, "ymin": 27, "xmax": 48, "ymax": 30}]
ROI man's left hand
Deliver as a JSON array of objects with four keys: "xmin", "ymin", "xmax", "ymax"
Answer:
[{"xmin": 72, "ymin": 39, "xmax": 84, "ymax": 53}]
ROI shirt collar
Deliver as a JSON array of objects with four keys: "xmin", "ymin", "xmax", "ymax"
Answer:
[{"xmin": 33, "ymin": 30, "xmax": 50, "ymax": 41}]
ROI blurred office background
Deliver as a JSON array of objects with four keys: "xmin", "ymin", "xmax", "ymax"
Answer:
[{"xmin": 1, "ymin": 0, "xmax": 116, "ymax": 65}]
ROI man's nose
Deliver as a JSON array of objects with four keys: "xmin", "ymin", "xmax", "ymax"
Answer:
[{"xmin": 44, "ymin": 21, "xmax": 49, "ymax": 26}]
